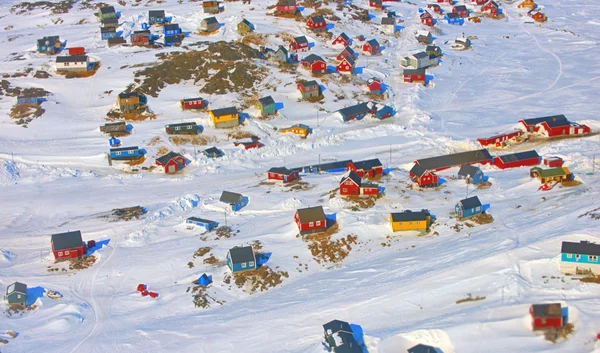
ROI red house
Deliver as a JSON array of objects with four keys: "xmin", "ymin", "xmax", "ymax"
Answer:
[
  {"xmin": 340, "ymin": 171, "xmax": 379, "ymax": 196},
  {"xmin": 409, "ymin": 164, "xmax": 438, "ymax": 187},
  {"xmin": 452, "ymin": 5, "xmax": 469, "ymax": 17},
  {"xmin": 307, "ymin": 15, "xmax": 327, "ymax": 33},
  {"xmin": 180, "ymin": 97, "xmax": 206, "ymax": 110},
  {"xmin": 530, "ymin": 303, "xmax": 564, "ymax": 330},
  {"xmin": 332, "ymin": 32, "xmax": 351, "ymax": 47},
  {"xmin": 294, "ymin": 206, "xmax": 327, "ymax": 234},
  {"xmin": 427, "ymin": 3, "xmax": 441, "ymax": 13},
  {"xmin": 543, "ymin": 156, "xmax": 563, "ymax": 168},
  {"xmin": 336, "ymin": 46, "xmax": 356, "ymax": 61},
  {"xmin": 289, "ymin": 36, "xmax": 309, "ymax": 52},
  {"xmin": 472, "ymin": 0, "xmax": 486, "ymax": 5},
  {"xmin": 301, "ymin": 54, "xmax": 327, "ymax": 74},
  {"xmin": 267, "ymin": 167, "xmax": 300, "ymax": 183},
  {"xmin": 403, "ymin": 68, "xmax": 426, "ymax": 83},
  {"xmin": 131, "ymin": 30, "xmax": 150, "ymax": 46},
  {"xmin": 276, "ymin": 0, "xmax": 297, "ymax": 14},
  {"xmin": 436, "ymin": 0, "xmax": 452, "ymax": 4},
  {"xmin": 370, "ymin": 0, "xmax": 383, "ymax": 9},
  {"xmin": 68, "ymin": 47, "xmax": 85, "ymax": 56},
  {"xmin": 234, "ymin": 139, "xmax": 264, "ymax": 150},
  {"xmin": 477, "ymin": 130, "xmax": 522, "ymax": 147},
  {"xmin": 367, "ymin": 77, "xmax": 382, "ymax": 94},
  {"xmin": 155, "ymin": 151, "xmax": 188, "ymax": 174},
  {"xmin": 481, "ymin": 0, "xmax": 499, "ymax": 15},
  {"xmin": 51, "ymin": 231, "xmax": 86, "ymax": 260},
  {"xmin": 362, "ymin": 39, "xmax": 380, "ymax": 55},
  {"xmin": 518, "ymin": 115, "xmax": 591, "ymax": 137},
  {"xmin": 347, "ymin": 159, "xmax": 383, "ymax": 178},
  {"xmin": 421, "ymin": 11, "xmax": 434, "ymax": 26},
  {"xmin": 494, "ymin": 150, "xmax": 541, "ymax": 169},
  {"xmin": 336, "ymin": 56, "xmax": 355, "ymax": 74}
]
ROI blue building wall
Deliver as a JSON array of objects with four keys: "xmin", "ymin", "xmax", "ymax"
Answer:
[
  {"xmin": 561, "ymin": 253, "xmax": 599, "ymax": 265},
  {"xmin": 231, "ymin": 196, "xmax": 249, "ymax": 211},
  {"xmin": 110, "ymin": 148, "xmax": 146, "ymax": 160},
  {"xmin": 102, "ymin": 32, "xmax": 116, "ymax": 40},
  {"xmin": 227, "ymin": 254, "xmax": 255, "ymax": 273},
  {"xmin": 455, "ymin": 203, "xmax": 482, "ymax": 219},
  {"xmin": 187, "ymin": 219, "xmax": 218, "ymax": 231},
  {"xmin": 17, "ymin": 96, "xmax": 40, "ymax": 105}
]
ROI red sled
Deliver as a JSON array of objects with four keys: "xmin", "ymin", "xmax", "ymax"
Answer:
[
  {"xmin": 141, "ymin": 290, "xmax": 149, "ymax": 296},
  {"xmin": 137, "ymin": 284, "xmax": 147, "ymax": 292},
  {"xmin": 149, "ymin": 292, "xmax": 159, "ymax": 298}
]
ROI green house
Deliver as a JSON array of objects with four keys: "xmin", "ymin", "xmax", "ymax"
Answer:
[
  {"xmin": 258, "ymin": 96, "xmax": 276, "ymax": 117},
  {"xmin": 6, "ymin": 282, "xmax": 27, "ymax": 308},
  {"xmin": 237, "ymin": 19, "xmax": 255, "ymax": 34},
  {"xmin": 98, "ymin": 6, "xmax": 117, "ymax": 21}
]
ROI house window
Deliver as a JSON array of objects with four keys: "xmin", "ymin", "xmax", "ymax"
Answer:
[
  {"xmin": 17, "ymin": 294, "xmax": 22, "ymax": 299},
  {"xmin": 241, "ymin": 263, "xmax": 247, "ymax": 268},
  {"xmin": 65, "ymin": 251, "xmax": 70, "ymax": 255},
  {"xmin": 475, "ymin": 207, "xmax": 480, "ymax": 211},
  {"xmin": 576, "ymin": 255, "xmax": 581, "ymax": 261},
  {"xmin": 316, "ymin": 221, "xmax": 321, "ymax": 226},
  {"xmin": 115, "ymin": 151, "xmax": 121, "ymax": 155},
  {"xmin": 343, "ymin": 188, "xmax": 347, "ymax": 192},
  {"xmin": 249, "ymin": 261, "xmax": 255, "ymax": 267},
  {"xmin": 416, "ymin": 221, "xmax": 420, "ymax": 225},
  {"xmin": 58, "ymin": 252, "xmax": 63, "ymax": 256},
  {"xmin": 409, "ymin": 222, "xmax": 413, "ymax": 225},
  {"xmin": 590, "ymin": 255, "xmax": 598, "ymax": 262},
  {"xmin": 540, "ymin": 318, "xmax": 546, "ymax": 324},
  {"xmin": 175, "ymin": 127, "xmax": 180, "ymax": 131},
  {"xmin": 566, "ymin": 254, "xmax": 572, "ymax": 258},
  {"xmin": 309, "ymin": 222, "xmax": 314, "ymax": 227}
]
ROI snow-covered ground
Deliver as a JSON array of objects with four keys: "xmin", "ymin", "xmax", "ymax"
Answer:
[{"xmin": 1, "ymin": 0, "xmax": 600, "ymax": 352}]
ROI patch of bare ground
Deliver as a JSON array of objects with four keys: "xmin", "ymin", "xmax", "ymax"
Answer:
[
  {"xmin": 191, "ymin": 285, "xmax": 225, "ymax": 308},
  {"xmin": 0, "ymin": 80, "xmax": 49, "ymax": 98},
  {"xmin": 345, "ymin": 196, "xmax": 377, "ymax": 211},
  {"xmin": 103, "ymin": 206, "xmax": 147, "ymax": 221},
  {"xmin": 34, "ymin": 70, "xmax": 51, "ymax": 78},
  {"xmin": 69, "ymin": 256, "xmax": 96, "ymax": 270},
  {"xmin": 284, "ymin": 180, "xmax": 313, "ymax": 192},
  {"xmin": 328, "ymin": 187, "xmax": 339, "ymax": 199},
  {"xmin": 477, "ymin": 180, "xmax": 493, "ymax": 189},
  {"xmin": 306, "ymin": 233, "xmax": 358, "ymax": 264},
  {"xmin": 544, "ymin": 323, "xmax": 574, "ymax": 343},
  {"xmin": 56, "ymin": 63, "xmax": 101, "ymax": 78},
  {"xmin": 456, "ymin": 294, "xmax": 486, "ymax": 304},
  {"xmin": 147, "ymin": 136, "xmax": 162, "ymax": 146},
  {"xmin": 10, "ymin": 104, "xmax": 45, "ymax": 126},
  {"xmin": 170, "ymin": 135, "xmax": 214, "ymax": 146},
  {"xmin": 203, "ymin": 255, "xmax": 219, "ymax": 265},
  {"xmin": 227, "ymin": 130, "xmax": 255, "ymax": 140},
  {"xmin": 5, "ymin": 304, "xmax": 38, "ymax": 317},
  {"xmin": 230, "ymin": 266, "xmax": 289, "ymax": 293},
  {"xmin": 579, "ymin": 276, "xmax": 600, "ymax": 284},
  {"xmin": 484, "ymin": 13, "xmax": 506, "ymax": 20},
  {"xmin": 241, "ymin": 33, "xmax": 268, "ymax": 46},
  {"xmin": 579, "ymin": 207, "xmax": 600, "ymax": 220},
  {"xmin": 469, "ymin": 213, "xmax": 494, "ymax": 225},
  {"xmin": 215, "ymin": 226, "xmax": 234, "ymax": 238},
  {"xmin": 2, "ymin": 66, "xmax": 33, "ymax": 78},
  {"xmin": 193, "ymin": 247, "xmax": 212, "ymax": 258},
  {"xmin": 366, "ymin": 92, "xmax": 386, "ymax": 101},
  {"xmin": 251, "ymin": 240, "xmax": 263, "ymax": 251},
  {"xmin": 11, "ymin": 0, "xmax": 75, "ymax": 15},
  {"xmin": 106, "ymin": 108, "xmax": 156, "ymax": 122},
  {"xmin": 124, "ymin": 156, "xmax": 146, "ymax": 166}
]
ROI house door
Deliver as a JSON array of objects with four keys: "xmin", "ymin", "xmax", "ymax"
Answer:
[{"xmin": 168, "ymin": 165, "xmax": 176, "ymax": 173}]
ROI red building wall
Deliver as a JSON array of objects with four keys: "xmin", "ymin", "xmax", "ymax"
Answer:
[
  {"xmin": 421, "ymin": 16, "xmax": 433, "ymax": 26},
  {"xmin": 332, "ymin": 37, "xmax": 349, "ymax": 46},
  {"xmin": 294, "ymin": 212, "xmax": 326, "ymax": 231},
  {"xmin": 268, "ymin": 172, "xmax": 299, "ymax": 183},
  {"xmin": 337, "ymin": 59, "xmax": 353, "ymax": 73},
  {"xmin": 53, "ymin": 245, "xmax": 85, "ymax": 260}
]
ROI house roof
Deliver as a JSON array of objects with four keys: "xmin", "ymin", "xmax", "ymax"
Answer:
[
  {"xmin": 323, "ymin": 319, "xmax": 352, "ymax": 335},
  {"xmin": 182, "ymin": 97, "xmax": 203, "ymax": 102},
  {"xmin": 239, "ymin": 18, "xmax": 254, "ymax": 29},
  {"xmin": 367, "ymin": 77, "xmax": 381, "ymax": 85},
  {"xmin": 101, "ymin": 26, "xmax": 116, "ymax": 33},
  {"xmin": 416, "ymin": 149, "xmax": 493, "ymax": 170},
  {"xmin": 187, "ymin": 217, "xmax": 216, "ymax": 224},
  {"xmin": 530, "ymin": 166, "xmax": 569, "ymax": 178},
  {"xmin": 338, "ymin": 102, "xmax": 372, "ymax": 118},
  {"xmin": 164, "ymin": 23, "xmax": 180, "ymax": 31},
  {"xmin": 458, "ymin": 164, "xmax": 480, "ymax": 177},
  {"xmin": 341, "ymin": 55, "xmax": 356, "ymax": 66},
  {"xmin": 446, "ymin": 12, "xmax": 460, "ymax": 18},
  {"xmin": 299, "ymin": 80, "xmax": 319, "ymax": 88},
  {"xmin": 296, "ymin": 206, "xmax": 326, "ymax": 223},
  {"xmin": 289, "ymin": 124, "xmax": 309, "ymax": 129},
  {"xmin": 110, "ymin": 146, "xmax": 139, "ymax": 152},
  {"xmin": 203, "ymin": 146, "xmax": 223, "ymax": 155},
  {"xmin": 456, "ymin": 35, "xmax": 470, "ymax": 44},
  {"xmin": 133, "ymin": 30, "xmax": 150, "ymax": 36},
  {"xmin": 310, "ymin": 15, "xmax": 326, "ymax": 23},
  {"xmin": 458, "ymin": 196, "xmax": 482, "ymax": 210},
  {"xmin": 334, "ymin": 332, "xmax": 363, "ymax": 353},
  {"xmin": 412, "ymin": 51, "xmax": 429, "ymax": 59},
  {"xmin": 118, "ymin": 92, "xmax": 139, "ymax": 100},
  {"xmin": 531, "ymin": 303, "xmax": 562, "ymax": 318},
  {"xmin": 107, "ymin": 37, "xmax": 126, "ymax": 45},
  {"xmin": 410, "ymin": 163, "xmax": 428, "ymax": 177},
  {"xmin": 156, "ymin": 151, "xmax": 184, "ymax": 166},
  {"xmin": 167, "ymin": 122, "xmax": 197, "ymax": 128},
  {"xmin": 7, "ymin": 282, "xmax": 27, "ymax": 295},
  {"xmin": 366, "ymin": 39, "xmax": 379, "ymax": 47},
  {"xmin": 341, "ymin": 170, "xmax": 362, "ymax": 186},
  {"xmin": 341, "ymin": 46, "xmax": 356, "ymax": 57},
  {"xmin": 521, "ymin": 114, "xmax": 570, "ymax": 128},
  {"xmin": 302, "ymin": 54, "xmax": 325, "ymax": 64},
  {"xmin": 391, "ymin": 210, "xmax": 430, "ymax": 222},
  {"xmin": 353, "ymin": 158, "xmax": 382, "ymax": 171},
  {"xmin": 426, "ymin": 45, "xmax": 441, "ymax": 53},
  {"xmin": 228, "ymin": 246, "xmax": 255, "ymax": 264},
  {"xmin": 202, "ymin": 16, "xmax": 219, "ymax": 25},
  {"xmin": 454, "ymin": 5, "xmax": 467, "ymax": 10},
  {"xmin": 100, "ymin": 6, "xmax": 115, "ymax": 13},
  {"xmin": 56, "ymin": 55, "xmax": 88, "ymax": 63},
  {"xmin": 408, "ymin": 344, "xmax": 437, "ymax": 353},
  {"xmin": 220, "ymin": 191, "xmax": 243, "ymax": 204},
  {"xmin": 497, "ymin": 150, "xmax": 540, "ymax": 163},
  {"xmin": 293, "ymin": 36, "xmax": 308, "ymax": 44},
  {"xmin": 276, "ymin": 45, "xmax": 288, "ymax": 55},
  {"xmin": 382, "ymin": 17, "xmax": 395, "ymax": 25},
  {"xmin": 421, "ymin": 11, "xmax": 433, "ymax": 18},
  {"xmin": 278, "ymin": 0, "xmax": 296, "ymax": 5},
  {"xmin": 337, "ymin": 32, "xmax": 350, "ymax": 42},
  {"xmin": 203, "ymin": 0, "xmax": 219, "ymax": 6},
  {"xmin": 210, "ymin": 106, "xmax": 238, "ymax": 117},
  {"xmin": 51, "ymin": 231, "xmax": 83, "ymax": 251},
  {"xmin": 291, "ymin": 159, "xmax": 352, "ymax": 173},
  {"xmin": 561, "ymin": 241, "xmax": 600, "ymax": 256},
  {"xmin": 258, "ymin": 96, "xmax": 275, "ymax": 106},
  {"xmin": 403, "ymin": 68, "xmax": 426, "ymax": 75},
  {"xmin": 149, "ymin": 10, "xmax": 165, "ymax": 17},
  {"xmin": 268, "ymin": 167, "xmax": 295, "ymax": 175},
  {"xmin": 484, "ymin": 0, "xmax": 499, "ymax": 7}
]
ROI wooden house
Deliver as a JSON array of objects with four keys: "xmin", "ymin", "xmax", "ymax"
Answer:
[
  {"xmin": 276, "ymin": 0, "xmax": 297, "ymax": 14},
  {"xmin": 408, "ymin": 344, "xmax": 438, "ymax": 353},
  {"xmin": 367, "ymin": 77, "xmax": 382, "ymax": 94},
  {"xmin": 323, "ymin": 320, "xmax": 361, "ymax": 353},
  {"xmin": 363, "ymin": 39, "xmax": 381, "ymax": 55},
  {"xmin": 220, "ymin": 191, "xmax": 248, "ymax": 211},
  {"xmin": 339, "ymin": 171, "xmax": 379, "ymax": 196},
  {"xmin": 297, "ymin": 80, "xmax": 321, "ymax": 100},
  {"xmin": 381, "ymin": 17, "xmax": 396, "ymax": 35},
  {"xmin": 226, "ymin": 246, "xmax": 257, "ymax": 273},
  {"xmin": 197, "ymin": 273, "xmax": 212, "ymax": 286},
  {"xmin": 390, "ymin": 210, "xmax": 433, "ymax": 232},
  {"xmin": 370, "ymin": 0, "xmax": 383, "ymax": 9},
  {"xmin": 426, "ymin": 3, "xmax": 441, "ymax": 13},
  {"xmin": 200, "ymin": 17, "xmax": 219, "ymax": 32},
  {"xmin": 530, "ymin": 303, "xmax": 564, "ymax": 330},
  {"xmin": 203, "ymin": 146, "xmax": 224, "ymax": 158},
  {"xmin": 415, "ymin": 31, "xmax": 433, "ymax": 44},
  {"xmin": 336, "ymin": 46, "xmax": 356, "ymax": 61},
  {"xmin": 528, "ymin": 10, "xmax": 547, "ymax": 22},
  {"xmin": 209, "ymin": 107, "xmax": 239, "ymax": 128},
  {"xmin": 37, "ymin": 36, "xmax": 61, "ymax": 54},
  {"xmin": 98, "ymin": 6, "xmax": 116, "ymax": 21},
  {"xmin": 51, "ymin": 230, "xmax": 85, "ymax": 260},
  {"xmin": 337, "ymin": 102, "xmax": 374, "ymax": 122},
  {"xmin": 401, "ymin": 52, "xmax": 438, "ymax": 69},
  {"xmin": 543, "ymin": 157, "xmax": 563, "ymax": 168},
  {"xmin": 481, "ymin": 0, "xmax": 500, "ymax": 15},
  {"xmin": 455, "ymin": 196, "xmax": 485, "ymax": 220},
  {"xmin": 530, "ymin": 167, "xmax": 573, "ymax": 184},
  {"xmin": 458, "ymin": 164, "xmax": 485, "ymax": 184},
  {"xmin": 415, "ymin": 149, "xmax": 493, "ymax": 172},
  {"xmin": 420, "ymin": 11, "xmax": 434, "ymax": 26},
  {"xmin": 5, "ymin": 282, "xmax": 27, "ymax": 308},
  {"xmin": 280, "ymin": 124, "xmax": 310, "ymax": 138},
  {"xmin": 164, "ymin": 23, "xmax": 182, "ymax": 36},
  {"xmin": 332, "ymin": 32, "xmax": 351, "ymax": 47},
  {"xmin": 374, "ymin": 104, "xmax": 393, "ymax": 120},
  {"xmin": 180, "ymin": 97, "xmax": 206, "ymax": 110},
  {"xmin": 435, "ymin": 0, "xmax": 452, "ymax": 3},
  {"xmin": 409, "ymin": 164, "xmax": 438, "ymax": 187},
  {"xmin": 295, "ymin": 206, "xmax": 327, "ymax": 235},
  {"xmin": 186, "ymin": 217, "xmax": 218, "ymax": 231},
  {"xmin": 306, "ymin": 15, "xmax": 327, "ymax": 33},
  {"xmin": 426, "ymin": 45, "xmax": 443, "ymax": 58},
  {"xmin": 131, "ymin": 30, "xmax": 151, "ymax": 46},
  {"xmin": 148, "ymin": 10, "xmax": 166, "ymax": 25},
  {"xmin": 289, "ymin": 36, "xmax": 309, "ymax": 52},
  {"xmin": 348, "ymin": 159, "xmax": 383, "ymax": 178},
  {"xmin": 453, "ymin": 5, "xmax": 469, "ymax": 17},
  {"xmin": 336, "ymin": 56, "xmax": 355, "ymax": 74},
  {"xmin": 100, "ymin": 121, "xmax": 129, "ymax": 134},
  {"xmin": 272, "ymin": 45, "xmax": 290, "ymax": 63},
  {"xmin": 561, "ymin": 240, "xmax": 600, "ymax": 276},
  {"xmin": 258, "ymin": 96, "xmax": 277, "ymax": 117},
  {"xmin": 56, "ymin": 55, "xmax": 89, "ymax": 72},
  {"xmin": 455, "ymin": 35, "xmax": 471, "ymax": 49},
  {"xmin": 155, "ymin": 151, "xmax": 188, "ymax": 174},
  {"xmin": 102, "ymin": 17, "xmax": 119, "ymax": 28},
  {"xmin": 101, "ymin": 26, "xmax": 117, "ymax": 40},
  {"xmin": 109, "ymin": 146, "xmax": 146, "ymax": 161},
  {"xmin": 518, "ymin": 115, "xmax": 590, "ymax": 137},
  {"xmin": 477, "ymin": 131, "xmax": 522, "ymax": 147},
  {"xmin": 117, "ymin": 92, "xmax": 142, "ymax": 113},
  {"xmin": 268, "ymin": 167, "xmax": 300, "ymax": 183},
  {"xmin": 494, "ymin": 150, "xmax": 541, "ymax": 169},
  {"xmin": 203, "ymin": 0, "xmax": 219, "ymax": 14},
  {"xmin": 301, "ymin": 54, "xmax": 327, "ymax": 74},
  {"xmin": 234, "ymin": 139, "xmax": 264, "ymax": 150},
  {"xmin": 518, "ymin": 0, "xmax": 535, "ymax": 10},
  {"xmin": 403, "ymin": 68, "xmax": 426, "ymax": 83},
  {"xmin": 445, "ymin": 13, "xmax": 465, "ymax": 25},
  {"xmin": 68, "ymin": 47, "xmax": 85, "ymax": 56},
  {"xmin": 165, "ymin": 122, "xmax": 201, "ymax": 135},
  {"xmin": 237, "ymin": 19, "xmax": 255, "ymax": 34}
]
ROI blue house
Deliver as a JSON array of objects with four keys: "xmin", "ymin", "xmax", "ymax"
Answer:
[
  {"xmin": 445, "ymin": 13, "xmax": 465, "ymax": 25},
  {"xmin": 149, "ymin": 10, "xmax": 166, "ymax": 25},
  {"xmin": 186, "ymin": 217, "xmax": 219, "ymax": 231},
  {"xmin": 458, "ymin": 164, "xmax": 487, "ymax": 185},
  {"xmin": 226, "ymin": 246, "xmax": 257, "ymax": 273},
  {"xmin": 164, "ymin": 34, "xmax": 183, "ymax": 46},
  {"xmin": 375, "ymin": 104, "xmax": 393, "ymax": 120},
  {"xmin": 220, "ymin": 191, "xmax": 248, "ymax": 211},
  {"xmin": 109, "ymin": 137, "xmax": 121, "ymax": 147},
  {"xmin": 455, "ymin": 195, "xmax": 486, "ymax": 220},
  {"xmin": 164, "ymin": 23, "xmax": 182, "ymax": 36},
  {"xmin": 17, "ymin": 95, "xmax": 42, "ymax": 105},
  {"xmin": 203, "ymin": 146, "xmax": 224, "ymax": 158},
  {"xmin": 323, "ymin": 320, "xmax": 363, "ymax": 353},
  {"xmin": 560, "ymin": 240, "xmax": 600, "ymax": 276},
  {"xmin": 36, "ymin": 36, "xmax": 61, "ymax": 54},
  {"xmin": 337, "ymin": 102, "xmax": 373, "ymax": 122},
  {"xmin": 101, "ymin": 26, "xmax": 117, "ymax": 39},
  {"xmin": 109, "ymin": 146, "xmax": 147, "ymax": 161},
  {"xmin": 198, "ymin": 273, "xmax": 213, "ymax": 286}
]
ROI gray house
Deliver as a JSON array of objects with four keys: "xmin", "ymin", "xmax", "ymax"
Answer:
[
  {"xmin": 271, "ymin": 45, "xmax": 289, "ymax": 63},
  {"xmin": 298, "ymin": 80, "xmax": 320, "ymax": 100},
  {"xmin": 400, "ymin": 51, "xmax": 439, "ymax": 69},
  {"xmin": 6, "ymin": 282, "xmax": 27, "ymax": 308},
  {"xmin": 381, "ymin": 17, "xmax": 395, "ymax": 35},
  {"xmin": 200, "ymin": 16, "xmax": 219, "ymax": 32},
  {"xmin": 415, "ymin": 31, "xmax": 432, "ymax": 45}
]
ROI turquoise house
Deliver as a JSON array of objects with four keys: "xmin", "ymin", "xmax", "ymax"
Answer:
[
  {"xmin": 226, "ymin": 246, "xmax": 257, "ymax": 273},
  {"xmin": 6, "ymin": 282, "xmax": 27, "ymax": 308},
  {"xmin": 560, "ymin": 240, "xmax": 600, "ymax": 276},
  {"xmin": 458, "ymin": 164, "xmax": 487, "ymax": 185}
]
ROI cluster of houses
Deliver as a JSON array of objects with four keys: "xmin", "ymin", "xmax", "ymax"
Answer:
[
  {"xmin": 98, "ymin": 6, "xmax": 126, "ymax": 47},
  {"xmin": 517, "ymin": 0, "xmax": 547, "ymax": 22},
  {"xmin": 35, "ymin": 34, "xmax": 94, "ymax": 74}
]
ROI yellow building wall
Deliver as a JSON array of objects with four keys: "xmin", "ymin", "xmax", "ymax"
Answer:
[
  {"xmin": 209, "ymin": 112, "xmax": 238, "ymax": 123},
  {"xmin": 390, "ymin": 215, "xmax": 430, "ymax": 232}
]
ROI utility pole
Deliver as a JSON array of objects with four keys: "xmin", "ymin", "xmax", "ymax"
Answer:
[
  {"xmin": 389, "ymin": 145, "xmax": 392, "ymax": 167},
  {"xmin": 318, "ymin": 154, "xmax": 321, "ymax": 173},
  {"xmin": 466, "ymin": 182, "xmax": 469, "ymax": 199},
  {"xmin": 224, "ymin": 209, "xmax": 227, "ymax": 227},
  {"xmin": 317, "ymin": 109, "xmax": 320, "ymax": 127}
]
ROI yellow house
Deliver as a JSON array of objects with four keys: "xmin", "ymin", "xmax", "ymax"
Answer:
[
  {"xmin": 117, "ymin": 92, "xmax": 141, "ymax": 113},
  {"xmin": 280, "ymin": 124, "xmax": 310, "ymax": 138},
  {"xmin": 518, "ymin": 0, "xmax": 535, "ymax": 10},
  {"xmin": 209, "ymin": 107, "xmax": 239, "ymax": 128},
  {"xmin": 390, "ymin": 210, "xmax": 432, "ymax": 232}
]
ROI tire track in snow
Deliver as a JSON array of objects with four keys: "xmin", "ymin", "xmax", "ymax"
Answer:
[{"xmin": 521, "ymin": 22, "xmax": 563, "ymax": 91}]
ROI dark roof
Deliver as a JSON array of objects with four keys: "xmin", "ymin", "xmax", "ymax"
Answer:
[
  {"xmin": 561, "ymin": 241, "xmax": 600, "ymax": 256},
  {"xmin": 531, "ymin": 303, "xmax": 562, "ymax": 318},
  {"xmin": 276, "ymin": 45, "xmax": 288, "ymax": 55},
  {"xmin": 164, "ymin": 23, "xmax": 180, "ymax": 31},
  {"xmin": 7, "ymin": 282, "xmax": 27, "ymax": 295},
  {"xmin": 291, "ymin": 159, "xmax": 352, "ymax": 173},
  {"xmin": 421, "ymin": 11, "xmax": 432, "ymax": 18},
  {"xmin": 454, "ymin": 5, "xmax": 467, "ymax": 10},
  {"xmin": 118, "ymin": 92, "xmax": 139, "ymax": 99},
  {"xmin": 341, "ymin": 55, "xmax": 355, "ymax": 66},
  {"xmin": 497, "ymin": 150, "xmax": 540, "ymax": 163},
  {"xmin": 156, "ymin": 151, "xmax": 184, "ymax": 165},
  {"xmin": 353, "ymin": 158, "xmax": 382, "ymax": 171},
  {"xmin": 408, "ymin": 344, "xmax": 437, "ymax": 353},
  {"xmin": 258, "ymin": 96, "xmax": 275, "ymax": 106},
  {"xmin": 294, "ymin": 36, "xmax": 308, "ymax": 44},
  {"xmin": 56, "ymin": 55, "xmax": 87, "ymax": 63},
  {"xmin": 182, "ymin": 97, "xmax": 203, "ymax": 102},
  {"xmin": 211, "ymin": 106, "xmax": 238, "ymax": 117},
  {"xmin": 107, "ymin": 37, "xmax": 126, "ymax": 45},
  {"xmin": 299, "ymin": 80, "xmax": 318, "ymax": 88},
  {"xmin": 228, "ymin": 246, "xmax": 255, "ymax": 264},
  {"xmin": 100, "ymin": 6, "xmax": 115, "ymax": 13},
  {"xmin": 303, "ymin": 54, "xmax": 325, "ymax": 64},
  {"xmin": 426, "ymin": 45, "xmax": 442, "ymax": 53},
  {"xmin": 341, "ymin": 171, "xmax": 361, "ymax": 186},
  {"xmin": 101, "ymin": 26, "xmax": 116, "ymax": 33},
  {"xmin": 341, "ymin": 46, "xmax": 355, "ymax": 57},
  {"xmin": 278, "ymin": 0, "xmax": 296, "ymax": 5},
  {"xmin": 164, "ymin": 34, "xmax": 182, "ymax": 44},
  {"xmin": 367, "ymin": 39, "xmax": 379, "ymax": 47},
  {"xmin": 204, "ymin": 146, "xmax": 223, "ymax": 155},
  {"xmin": 458, "ymin": 196, "xmax": 482, "ymax": 210},
  {"xmin": 220, "ymin": 191, "xmax": 243, "ymax": 204},
  {"xmin": 111, "ymin": 146, "xmax": 139, "ymax": 152},
  {"xmin": 521, "ymin": 115, "xmax": 570, "ymax": 128},
  {"xmin": 133, "ymin": 30, "xmax": 150, "ymax": 36},
  {"xmin": 296, "ymin": 206, "xmax": 325, "ymax": 223},
  {"xmin": 51, "ymin": 231, "xmax": 83, "ymax": 251},
  {"xmin": 149, "ymin": 10, "xmax": 165, "ymax": 17},
  {"xmin": 202, "ymin": 16, "xmax": 219, "ymax": 25},
  {"xmin": 337, "ymin": 32, "xmax": 350, "ymax": 42},
  {"xmin": 269, "ymin": 167, "xmax": 294, "ymax": 175},
  {"xmin": 403, "ymin": 68, "xmax": 426, "ymax": 75},
  {"xmin": 310, "ymin": 15, "xmax": 325, "ymax": 23},
  {"xmin": 103, "ymin": 17, "xmax": 119, "ymax": 25},
  {"xmin": 446, "ymin": 12, "xmax": 459, "ymax": 18},
  {"xmin": 334, "ymin": 332, "xmax": 362, "ymax": 353},
  {"xmin": 412, "ymin": 51, "xmax": 429, "ymax": 59},
  {"xmin": 416, "ymin": 149, "xmax": 493, "ymax": 170},
  {"xmin": 323, "ymin": 320, "xmax": 352, "ymax": 335},
  {"xmin": 338, "ymin": 102, "xmax": 372, "ymax": 117},
  {"xmin": 391, "ymin": 210, "xmax": 430, "ymax": 222},
  {"xmin": 458, "ymin": 164, "xmax": 480, "ymax": 177},
  {"xmin": 382, "ymin": 17, "xmax": 395, "ymax": 25},
  {"xmin": 166, "ymin": 122, "xmax": 197, "ymax": 128},
  {"xmin": 187, "ymin": 217, "xmax": 216, "ymax": 224},
  {"xmin": 410, "ymin": 163, "xmax": 428, "ymax": 177},
  {"xmin": 371, "ymin": 0, "xmax": 382, "ymax": 3}
]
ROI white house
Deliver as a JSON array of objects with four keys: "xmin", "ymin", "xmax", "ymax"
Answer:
[
  {"xmin": 381, "ymin": 17, "xmax": 395, "ymax": 35},
  {"xmin": 400, "ymin": 51, "xmax": 439, "ymax": 69},
  {"xmin": 56, "ymin": 55, "xmax": 89, "ymax": 72}
]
